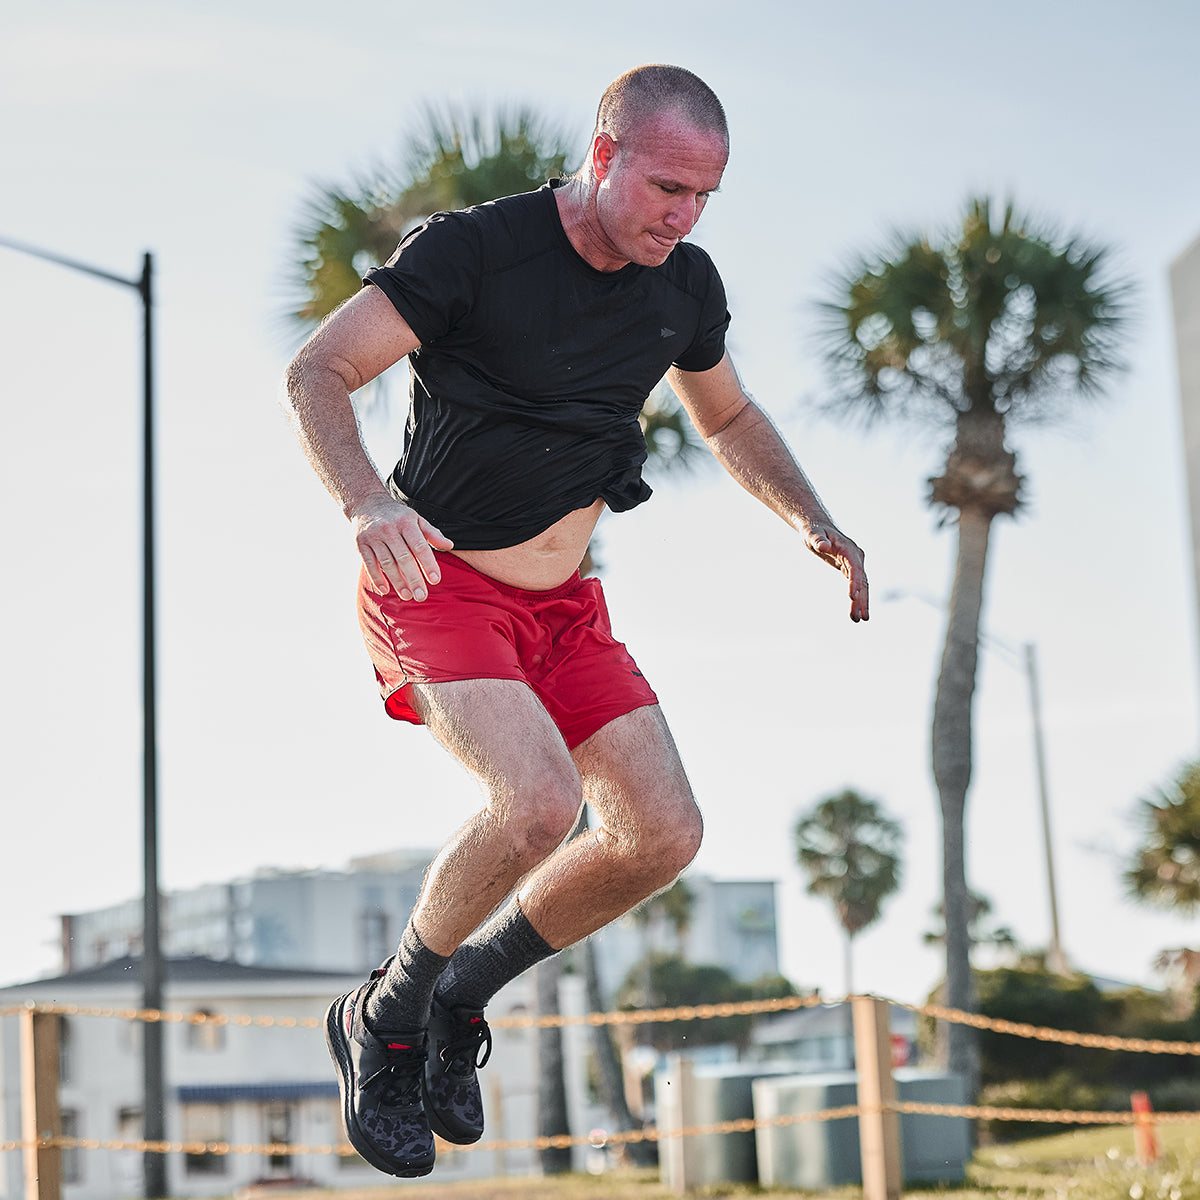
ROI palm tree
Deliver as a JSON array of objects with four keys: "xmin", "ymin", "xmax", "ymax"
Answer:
[
  {"xmin": 794, "ymin": 788, "xmax": 903, "ymax": 997},
  {"xmin": 1125, "ymin": 761, "xmax": 1200, "ymax": 912},
  {"xmin": 289, "ymin": 103, "xmax": 577, "ymax": 327},
  {"xmin": 923, "ymin": 891, "xmax": 1018, "ymax": 957},
  {"xmin": 816, "ymin": 197, "xmax": 1131, "ymax": 1096}
]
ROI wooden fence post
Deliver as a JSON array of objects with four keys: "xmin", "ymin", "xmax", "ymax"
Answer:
[
  {"xmin": 21, "ymin": 1006, "xmax": 63, "ymax": 1200},
  {"xmin": 852, "ymin": 995, "xmax": 902, "ymax": 1200}
]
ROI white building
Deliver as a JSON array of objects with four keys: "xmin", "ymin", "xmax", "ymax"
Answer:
[
  {"xmin": 0, "ymin": 955, "xmax": 601, "ymax": 1200},
  {"xmin": 60, "ymin": 856, "xmax": 781, "ymax": 1005},
  {"xmin": 1172, "ymin": 232, "xmax": 1200, "ymax": 690},
  {"xmin": 10, "ymin": 859, "xmax": 783, "ymax": 1199},
  {"xmin": 60, "ymin": 851, "xmax": 432, "ymax": 976}
]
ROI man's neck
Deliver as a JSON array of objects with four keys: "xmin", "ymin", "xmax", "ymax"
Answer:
[{"xmin": 553, "ymin": 176, "xmax": 627, "ymax": 273}]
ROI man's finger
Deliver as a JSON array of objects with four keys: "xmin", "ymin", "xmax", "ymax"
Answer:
[{"xmin": 378, "ymin": 547, "xmax": 425, "ymax": 601}]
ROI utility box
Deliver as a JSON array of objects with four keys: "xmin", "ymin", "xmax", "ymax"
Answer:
[
  {"xmin": 752, "ymin": 1068, "xmax": 970, "ymax": 1188},
  {"xmin": 655, "ymin": 1058, "xmax": 795, "ymax": 1190}
]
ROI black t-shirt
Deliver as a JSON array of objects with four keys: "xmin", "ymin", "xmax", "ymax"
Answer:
[{"xmin": 363, "ymin": 180, "xmax": 731, "ymax": 550}]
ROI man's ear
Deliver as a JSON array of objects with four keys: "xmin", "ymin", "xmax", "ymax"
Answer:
[{"xmin": 591, "ymin": 133, "xmax": 616, "ymax": 181}]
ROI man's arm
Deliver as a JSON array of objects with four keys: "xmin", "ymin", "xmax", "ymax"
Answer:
[
  {"xmin": 283, "ymin": 285, "xmax": 453, "ymax": 602},
  {"xmin": 667, "ymin": 352, "xmax": 869, "ymax": 622}
]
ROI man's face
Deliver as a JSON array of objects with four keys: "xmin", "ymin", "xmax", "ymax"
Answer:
[{"xmin": 591, "ymin": 109, "xmax": 728, "ymax": 269}]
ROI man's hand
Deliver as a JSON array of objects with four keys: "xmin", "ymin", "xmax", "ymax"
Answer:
[
  {"xmin": 352, "ymin": 493, "xmax": 454, "ymax": 602},
  {"xmin": 805, "ymin": 524, "xmax": 869, "ymax": 623}
]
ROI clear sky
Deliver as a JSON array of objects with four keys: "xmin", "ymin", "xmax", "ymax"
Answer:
[{"xmin": 3, "ymin": 0, "xmax": 1200, "ymax": 1004}]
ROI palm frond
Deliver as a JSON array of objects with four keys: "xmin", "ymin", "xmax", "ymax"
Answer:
[{"xmin": 812, "ymin": 196, "xmax": 1134, "ymax": 437}]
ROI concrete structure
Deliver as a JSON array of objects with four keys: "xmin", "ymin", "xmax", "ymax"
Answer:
[
  {"xmin": 748, "ymin": 1002, "xmax": 920, "ymax": 1074},
  {"xmin": 590, "ymin": 877, "xmax": 780, "ymax": 1003},
  {"xmin": 0, "ymin": 956, "xmax": 600, "ymax": 1200},
  {"xmin": 21, "ymin": 857, "xmax": 783, "ymax": 1197},
  {"xmin": 8, "ymin": 861, "xmax": 784, "ymax": 1199},
  {"xmin": 60, "ymin": 857, "xmax": 780, "ymax": 1006},
  {"xmin": 1171, "ymin": 233, "xmax": 1200, "ymax": 690},
  {"xmin": 60, "ymin": 850, "xmax": 432, "ymax": 976}
]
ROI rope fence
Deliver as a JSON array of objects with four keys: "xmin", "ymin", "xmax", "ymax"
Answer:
[
  {"xmin": 4, "ymin": 991, "xmax": 1200, "ymax": 1051},
  {"xmin": 5, "ymin": 991, "xmax": 1200, "ymax": 1166}
]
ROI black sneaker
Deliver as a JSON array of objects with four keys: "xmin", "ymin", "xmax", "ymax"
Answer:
[
  {"xmin": 423, "ymin": 994, "xmax": 492, "ymax": 1144},
  {"xmin": 325, "ymin": 976, "xmax": 435, "ymax": 1177}
]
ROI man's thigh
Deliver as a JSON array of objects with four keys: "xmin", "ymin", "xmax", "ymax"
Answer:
[
  {"xmin": 571, "ymin": 704, "xmax": 700, "ymax": 837},
  {"xmin": 409, "ymin": 677, "xmax": 580, "ymax": 805}
]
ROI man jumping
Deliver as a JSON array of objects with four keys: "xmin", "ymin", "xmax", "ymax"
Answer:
[{"xmin": 284, "ymin": 63, "xmax": 868, "ymax": 1178}]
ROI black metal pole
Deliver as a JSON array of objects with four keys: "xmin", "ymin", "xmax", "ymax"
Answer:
[
  {"xmin": 139, "ymin": 251, "xmax": 167, "ymax": 1199},
  {"xmin": 0, "ymin": 237, "xmax": 166, "ymax": 1197}
]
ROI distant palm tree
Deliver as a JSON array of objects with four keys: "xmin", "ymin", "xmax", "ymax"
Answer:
[
  {"xmin": 631, "ymin": 877, "xmax": 696, "ymax": 959},
  {"xmin": 923, "ymin": 891, "xmax": 1018, "ymax": 957},
  {"xmin": 1125, "ymin": 761, "xmax": 1200, "ymax": 912},
  {"xmin": 794, "ymin": 788, "xmax": 903, "ymax": 997},
  {"xmin": 816, "ymin": 197, "xmax": 1132, "ymax": 1097}
]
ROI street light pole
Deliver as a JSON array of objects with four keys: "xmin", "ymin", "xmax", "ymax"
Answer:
[
  {"xmin": 0, "ymin": 237, "xmax": 166, "ymax": 1198},
  {"xmin": 1023, "ymin": 642, "xmax": 1067, "ymax": 975},
  {"xmin": 883, "ymin": 590, "xmax": 1068, "ymax": 973}
]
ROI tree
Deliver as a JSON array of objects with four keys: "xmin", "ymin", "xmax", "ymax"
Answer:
[
  {"xmin": 923, "ymin": 890, "xmax": 1018, "ymax": 957},
  {"xmin": 631, "ymin": 877, "xmax": 696, "ymax": 959},
  {"xmin": 816, "ymin": 198, "xmax": 1132, "ymax": 1096},
  {"xmin": 289, "ymin": 103, "xmax": 577, "ymax": 328},
  {"xmin": 1125, "ymin": 760, "xmax": 1200, "ymax": 913},
  {"xmin": 616, "ymin": 954, "xmax": 798, "ymax": 1053},
  {"xmin": 794, "ymin": 788, "xmax": 903, "ymax": 997}
]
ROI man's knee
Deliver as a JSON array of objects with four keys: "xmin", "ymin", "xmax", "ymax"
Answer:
[
  {"xmin": 499, "ymin": 763, "xmax": 583, "ymax": 862},
  {"xmin": 649, "ymin": 798, "xmax": 704, "ymax": 880},
  {"xmin": 611, "ymin": 793, "xmax": 703, "ymax": 893}
]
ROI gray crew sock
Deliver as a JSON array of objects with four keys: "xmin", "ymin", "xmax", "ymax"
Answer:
[
  {"xmin": 436, "ymin": 900, "xmax": 556, "ymax": 1011},
  {"xmin": 365, "ymin": 921, "xmax": 450, "ymax": 1031}
]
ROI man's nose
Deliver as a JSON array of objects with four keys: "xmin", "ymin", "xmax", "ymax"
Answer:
[{"xmin": 664, "ymin": 197, "xmax": 698, "ymax": 235}]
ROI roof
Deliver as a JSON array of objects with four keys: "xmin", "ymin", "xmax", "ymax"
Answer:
[
  {"xmin": 0, "ymin": 955, "xmax": 353, "ymax": 992},
  {"xmin": 178, "ymin": 1081, "xmax": 339, "ymax": 1103}
]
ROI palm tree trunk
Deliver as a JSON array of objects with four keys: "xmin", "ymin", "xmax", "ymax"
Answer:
[
  {"xmin": 931, "ymin": 502, "xmax": 992, "ymax": 1102},
  {"xmin": 535, "ymin": 956, "xmax": 573, "ymax": 1174},
  {"xmin": 582, "ymin": 938, "xmax": 658, "ymax": 1165}
]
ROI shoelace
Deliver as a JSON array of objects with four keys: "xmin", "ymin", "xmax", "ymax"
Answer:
[
  {"xmin": 362, "ymin": 1046, "xmax": 424, "ymax": 1106},
  {"xmin": 440, "ymin": 1015, "xmax": 493, "ymax": 1077}
]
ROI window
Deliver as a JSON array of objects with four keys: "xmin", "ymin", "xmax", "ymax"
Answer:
[
  {"xmin": 60, "ymin": 1109, "xmax": 82, "ymax": 1184},
  {"xmin": 182, "ymin": 1104, "xmax": 228, "ymax": 1176},
  {"xmin": 57, "ymin": 1018, "xmax": 73, "ymax": 1085},
  {"xmin": 262, "ymin": 1103, "xmax": 293, "ymax": 1175},
  {"xmin": 361, "ymin": 908, "xmax": 390, "ymax": 967},
  {"xmin": 185, "ymin": 1009, "xmax": 225, "ymax": 1053}
]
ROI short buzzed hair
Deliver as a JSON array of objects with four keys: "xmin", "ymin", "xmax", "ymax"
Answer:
[{"xmin": 592, "ymin": 64, "xmax": 728, "ymax": 151}]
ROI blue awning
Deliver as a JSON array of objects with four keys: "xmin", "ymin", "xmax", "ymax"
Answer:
[{"xmin": 177, "ymin": 1081, "xmax": 338, "ymax": 1103}]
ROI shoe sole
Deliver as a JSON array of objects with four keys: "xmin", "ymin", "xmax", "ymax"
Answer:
[{"xmin": 325, "ymin": 995, "xmax": 436, "ymax": 1177}]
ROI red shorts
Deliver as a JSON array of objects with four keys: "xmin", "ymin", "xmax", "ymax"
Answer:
[{"xmin": 357, "ymin": 553, "xmax": 659, "ymax": 750}]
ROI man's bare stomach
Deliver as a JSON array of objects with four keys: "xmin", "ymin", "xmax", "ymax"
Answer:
[{"xmin": 450, "ymin": 499, "xmax": 606, "ymax": 590}]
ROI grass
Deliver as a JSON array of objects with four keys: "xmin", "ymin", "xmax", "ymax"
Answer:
[{"xmin": 234, "ymin": 1124, "xmax": 1200, "ymax": 1200}]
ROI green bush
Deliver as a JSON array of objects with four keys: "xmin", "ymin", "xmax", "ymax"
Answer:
[{"xmin": 977, "ymin": 1070, "xmax": 1115, "ymax": 1141}]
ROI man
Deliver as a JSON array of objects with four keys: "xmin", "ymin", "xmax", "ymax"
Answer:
[{"xmin": 285, "ymin": 64, "xmax": 868, "ymax": 1178}]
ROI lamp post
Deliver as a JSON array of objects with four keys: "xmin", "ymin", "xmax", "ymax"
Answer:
[{"xmin": 0, "ymin": 237, "xmax": 166, "ymax": 1198}]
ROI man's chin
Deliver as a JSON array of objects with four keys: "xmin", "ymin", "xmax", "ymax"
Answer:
[{"xmin": 640, "ymin": 239, "xmax": 678, "ymax": 266}]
